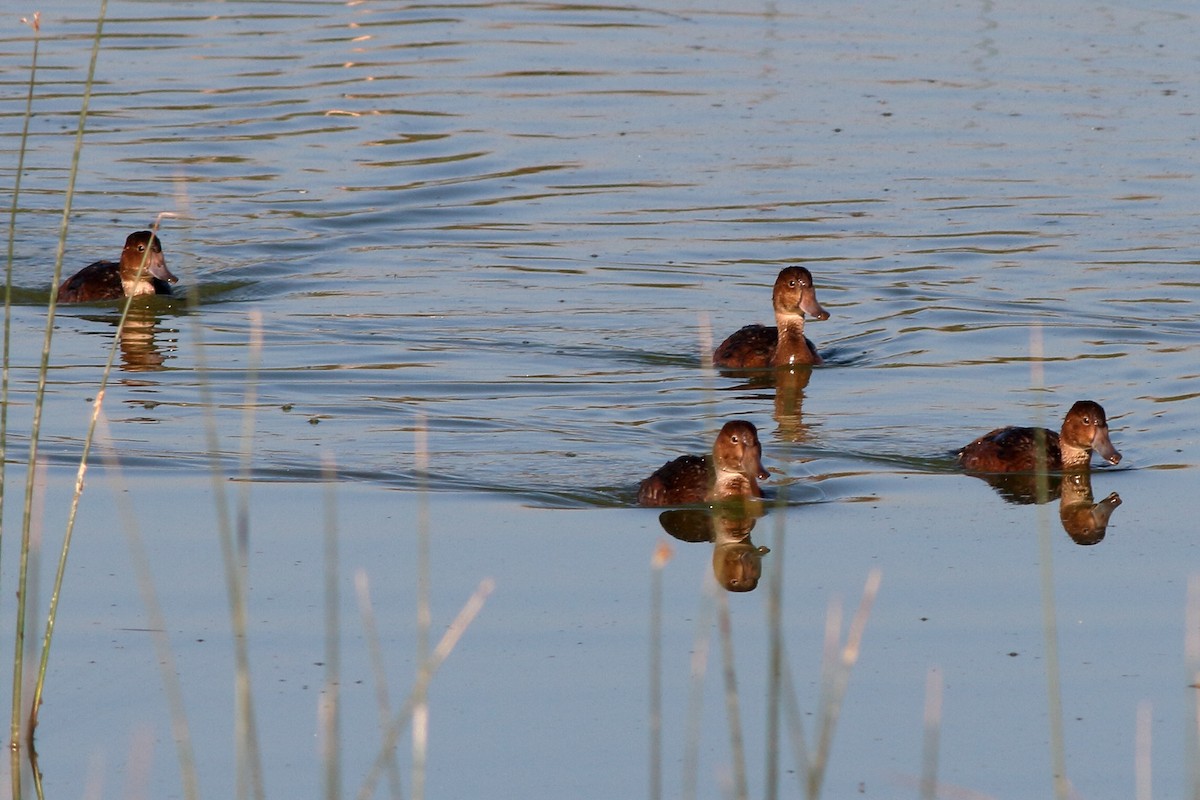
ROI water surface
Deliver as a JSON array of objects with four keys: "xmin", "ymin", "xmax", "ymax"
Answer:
[{"xmin": 2, "ymin": 1, "xmax": 1199, "ymax": 797}]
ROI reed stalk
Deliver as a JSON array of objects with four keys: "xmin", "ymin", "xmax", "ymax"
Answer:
[
  {"xmin": 812, "ymin": 570, "xmax": 880, "ymax": 797},
  {"xmin": 94, "ymin": 412, "xmax": 200, "ymax": 800},
  {"xmin": 777, "ymin": 568, "xmax": 880, "ymax": 799},
  {"xmin": 4, "ymin": 15, "xmax": 41, "ymax": 788},
  {"xmin": 2, "ymin": 11, "xmax": 42, "ymax": 538},
  {"xmin": 194, "ymin": 303, "xmax": 266, "ymax": 800},
  {"xmin": 1028, "ymin": 325, "xmax": 1070, "ymax": 798},
  {"xmin": 322, "ymin": 457, "xmax": 342, "ymax": 800},
  {"xmin": 354, "ymin": 570, "xmax": 405, "ymax": 799},
  {"xmin": 356, "ymin": 579, "xmax": 494, "ymax": 800},
  {"xmin": 1038, "ymin": 496, "xmax": 1069, "ymax": 799},
  {"xmin": 413, "ymin": 417, "xmax": 430, "ymax": 800},
  {"xmin": 1135, "ymin": 700, "xmax": 1152, "ymax": 800},
  {"xmin": 920, "ymin": 667, "xmax": 942, "ymax": 800},
  {"xmin": 649, "ymin": 540, "xmax": 672, "ymax": 800},
  {"xmin": 764, "ymin": 499, "xmax": 786, "ymax": 800},
  {"xmin": 716, "ymin": 590, "xmax": 748, "ymax": 800},
  {"xmin": 13, "ymin": 5, "xmax": 109, "ymax": 783},
  {"xmin": 1186, "ymin": 576, "xmax": 1200, "ymax": 799},
  {"xmin": 680, "ymin": 584, "xmax": 714, "ymax": 800},
  {"xmin": 29, "ymin": 213, "xmax": 174, "ymax": 736}
]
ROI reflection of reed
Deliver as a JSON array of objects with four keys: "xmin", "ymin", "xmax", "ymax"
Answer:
[{"xmin": 963, "ymin": 469, "xmax": 1122, "ymax": 545}]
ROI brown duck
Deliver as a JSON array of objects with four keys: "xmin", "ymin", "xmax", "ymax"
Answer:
[
  {"xmin": 957, "ymin": 400, "xmax": 1122, "ymax": 473},
  {"xmin": 713, "ymin": 266, "xmax": 830, "ymax": 369},
  {"xmin": 57, "ymin": 231, "xmax": 178, "ymax": 303},
  {"xmin": 637, "ymin": 420, "xmax": 768, "ymax": 507}
]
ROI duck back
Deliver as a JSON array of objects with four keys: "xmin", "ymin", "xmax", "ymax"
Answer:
[
  {"xmin": 713, "ymin": 325, "xmax": 778, "ymax": 369},
  {"xmin": 958, "ymin": 426, "xmax": 1062, "ymax": 473},
  {"xmin": 637, "ymin": 455, "xmax": 710, "ymax": 507},
  {"xmin": 57, "ymin": 260, "xmax": 125, "ymax": 303}
]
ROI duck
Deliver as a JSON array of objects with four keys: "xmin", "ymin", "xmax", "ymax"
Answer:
[
  {"xmin": 637, "ymin": 420, "xmax": 768, "ymax": 507},
  {"xmin": 713, "ymin": 266, "xmax": 830, "ymax": 369},
  {"xmin": 957, "ymin": 400, "xmax": 1122, "ymax": 473},
  {"xmin": 57, "ymin": 230, "xmax": 178, "ymax": 303}
]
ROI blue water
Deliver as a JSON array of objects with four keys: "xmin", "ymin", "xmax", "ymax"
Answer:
[{"xmin": 2, "ymin": 1, "xmax": 1199, "ymax": 798}]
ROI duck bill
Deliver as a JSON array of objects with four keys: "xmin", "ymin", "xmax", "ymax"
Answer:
[
  {"xmin": 148, "ymin": 256, "xmax": 179, "ymax": 285},
  {"xmin": 801, "ymin": 291, "xmax": 830, "ymax": 321},
  {"xmin": 746, "ymin": 444, "xmax": 769, "ymax": 481},
  {"xmin": 1091, "ymin": 426, "xmax": 1121, "ymax": 465}
]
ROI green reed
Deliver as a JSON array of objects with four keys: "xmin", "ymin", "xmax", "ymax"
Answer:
[
  {"xmin": 1, "ymin": 10, "xmax": 41, "ymax": 536},
  {"xmin": 10, "ymin": 8, "xmax": 109, "ymax": 794},
  {"xmin": 194, "ymin": 301, "xmax": 267, "ymax": 800},
  {"xmin": 353, "ymin": 570, "xmax": 405, "ymax": 797},
  {"xmin": 322, "ymin": 456, "xmax": 342, "ymax": 800},
  {"xmin": 3, "ymin": 5, "xmax": 199, "ymax": 798},
  {"xmin": 764, "ymin": 496, "xmax": 785, "ymax": 800},
  {"xmin": 649, "ymin": 540, "xmax": 671, "ymax": 800},
  {"xmin": 2, "ymin": 17, "xmax": 43, "ymax": 786},
  {"xmin": 93, "ymin": 412, "xmax": 200, "ymax": 800},
  {"xmin": 1028, "ymin": 326, "xmax": 1070, "ymax": 799}
]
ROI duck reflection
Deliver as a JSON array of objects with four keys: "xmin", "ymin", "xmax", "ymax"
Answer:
[
  {"xmin": 964, "ymin": 470, "xmax": 1122, "ymax": 545},
  {"xmin": 773, "ymin": 365, "xmax": 812, "ymax": 443},
  {"xmin": 656, "ymin": 504, "xmax": 770, "ymax": 592},
  {"xmin": 717, "ymin": 365, "xmax": 814, "ymax": 444},
  {"xmin": 79, "ymin": 303, "xmax": 177, "ymax": 372},
  {"xmin": 117, "ymin": 304, "xmax": 173, "ymax": 371},
  {"xmin": 1058, "ymin": 472, "xmax": 1122, "ymax": 546}
]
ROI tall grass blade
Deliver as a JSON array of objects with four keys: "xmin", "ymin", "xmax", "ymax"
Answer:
[
  {"xmin": 15, "ymin": 2, "xmax": 109, "ymax": 772},
  {"xmin": 716, "ymin": 591, "xmax": 748, "ymax": 800},
  {"xmin": 811, "ymin": 569, "xmax": 880, "ymax": 796},
  {"xmin": 778, "ymin": 652, "xmax": 811, "ymax": 793},
  {"xmin": 322, "ymin": 457, "xmax": 342, "ymax": 800},
  {"xmin": 2, "ymin": 11, "xmax": 42, "ymax": 532},
  {"xmin": 356, "ymin": 579, "xmax": 494, "ymax": 800},
  {"xmin": 1135, "ymin": 700, "xmax": 1151, "ymax": 800},
  {"xmin": 764, "ymin": 494, "xmax": 786, "ymax": 800},
  {"xmin": 354, "ymin": 571, "xmax": 405, "ymax": 800},
  {"xmin": 29, "ymin": 213, "xmax": 174, "ymax": 736},
  {"xmin": 94, "ymin": 413, "xmax": 200, "ymax": 800},
  {"xmin": 681, "ymin": 583, "xmax": 714, "ymax": 800},
  {"xmin": 920, "ymin": 667, "xmax": 942, "ymax": 800},
  {"xmin": 1186, "ymin": 575, "xmax": 1200, "ymax": 800},
  {"xmin": 1029, "ymin": 325, "xmax": 1070, "ymax": 799},
  {"xmin": 194, "ymin": 303, "xmax": 265, "ymax": 800},
  {"xmin": 1, "ymin": 13, "xmax": 40, "ymax": 768},
  {"xmin": 413, "ymin": 418, "xmax": 430, "ymax": 800},
  {"xmin": 779, "ymin": 569, "xmax": 879, "ymax": 799},
  {"xmin": 649, "ymin": 540, "xmax": 672, "ymax": 800},
  {"xmin": 1038, "ymin": 506, "xmax": 1069, "ymax": 799}
]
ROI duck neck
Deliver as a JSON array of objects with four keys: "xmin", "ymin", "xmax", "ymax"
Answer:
[
  {"xmin": 773, "ymin": 313, "xmax": 815, "ymax": 366},
  {"xmin": 709, "ymin": 470, "xmax": 757, "ymax": 501},
  {"xmin": 122, "ymin": 276, "xmax": 157, "ymax": 297},
  {"xmin": 775, "ymin": 312, "xmax": 806, "ymax": 340},
  {"xmin": 1058, "ymin": 440, "xmax": 1092, "ymax": 470}
]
